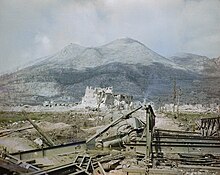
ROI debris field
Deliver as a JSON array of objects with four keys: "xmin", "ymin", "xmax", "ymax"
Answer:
[{"xmin": 0, "ymin": 106, "xmax": 220, "ymax": 175}]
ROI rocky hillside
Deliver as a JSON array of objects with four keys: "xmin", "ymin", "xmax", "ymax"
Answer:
[
  {"xmin": 0, "ymin": 38, "xmax": 219, "ymax": 106},
  {"xmin": 169, "ymin": 53, "xmax": 209, "ymax": 73},
  {"xmin": 170, "ymin": 54, "xmax": 220, "ymax": 103},
  {"xmin": 170, "ymin": 53, "xmax": 220, "ymax": 75},
  {"xmin": 29, "ymin": 38, "xmax": 181, "ymax": 70}
]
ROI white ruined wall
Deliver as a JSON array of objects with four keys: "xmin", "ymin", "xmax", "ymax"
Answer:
[
  {"xmin": 81, "ymin": 86, "xmax": 133, "ymax": 110},
  {"xmin": 81, "ymin": 86, "xmax": 98, "ymax": 107}
]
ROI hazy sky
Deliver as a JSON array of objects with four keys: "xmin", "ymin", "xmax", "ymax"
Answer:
[{"xmin": 0, "ymin": 0, "xmax": 220, "ymax": 73}]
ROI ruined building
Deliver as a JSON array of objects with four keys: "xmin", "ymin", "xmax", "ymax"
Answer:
[{"xmin": 81, "ymin": 86, "xmax": 133, "ymax": 109}]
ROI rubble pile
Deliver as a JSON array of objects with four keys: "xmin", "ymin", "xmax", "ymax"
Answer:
[{"xmin": 0, "ymin": 106, "xmax": 219, "ymax": 174}]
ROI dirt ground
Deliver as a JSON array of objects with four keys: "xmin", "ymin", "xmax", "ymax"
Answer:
[
  {"xmin": 1, "ymin": 108, "xmax": 219, "ymax": 175},
  {"xmin": 0, "ymin": 108, "xmax": 186, "ymax": 153},
  {"xmin": 0, "ymin": 109, "xmax": 110, "ymax": 152}
]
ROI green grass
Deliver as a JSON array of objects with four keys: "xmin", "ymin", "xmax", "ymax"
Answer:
[
  {"xmin": 0, "ymin": 111, "xmax": 53, "ymax": 124},
  {"xmin": 0, "ymin": 111, "xmax": 41, "ymax": 123},
  {"xmin": 0, "ymin": 110, "xmax": 101, "ymax": 129}
]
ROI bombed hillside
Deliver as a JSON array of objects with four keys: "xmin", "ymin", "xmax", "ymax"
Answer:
[{"xmin": 0, "ymin": 38, "xmax": 219, "ymax": 106}]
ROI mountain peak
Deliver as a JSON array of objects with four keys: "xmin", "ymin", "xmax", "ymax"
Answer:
[
  {"xmin": 115, "ymin": 37, "xmax": 141, "ymax": 43},
  {"xmin": 104, "ymin": 37, "xmax": 146, "ymax": 47},
  {"xmin": 17, "ymin": 38, "xmax": 183, "ymax": 71}
]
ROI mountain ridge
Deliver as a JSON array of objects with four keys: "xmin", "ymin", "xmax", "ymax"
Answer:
[
  {"xmin": 0, "ymin": 38, "xmax": 219, "ymax": 106},
  {"xmin": 24, "ymin": 38, "xmax": 184, "ymax": 71}
]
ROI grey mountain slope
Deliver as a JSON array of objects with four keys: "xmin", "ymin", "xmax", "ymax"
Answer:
[
  {"xmin": 98, "ymin": 38, "xmax": 177, "ymax": 67},
  {"xmin": 203, "ymin": 56, "xmax": 220, "ymax": 76},
  {"xmin": 169, "ymin": 53, "xmax": 210, "ymax": 73},
  {"xmin": 170, "ymin": 53, "xmax": 220, "ymax": 76},
  {"xmin": 34, "ymin": 38, "xmax": 183, "ymax": 70},
  {"xmin": 0, "ymin": 62, "xmax": 201, "ymax": 105},
  {"xmin": 0, "ymin": 39, "xmax": 219, "ymax": 106}
]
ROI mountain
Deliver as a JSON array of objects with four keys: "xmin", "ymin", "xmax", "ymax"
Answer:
[
  {"xmin": 170, "ymin": 53, "xmax": 220, "ymax": 75},
  {"xmin": 169, "ymin": 53, "xmax": 209, "ymax": 73},
  {"xmin": 203, "ymin": 56, "xmax": 220, "ymax": 76},
  {"xmin": 31, "ymin": 38, "xmax": 182, "ymax": 70},
  {"xmin": 0, "ymin": 38, "xmax": 219, "ymax": 106},
  {"xmin": 170, "ymin": 53, "xmax": 220, "ymax": 102},
  {"xmin": 200, "ymin": 56, "xmax": 220, "ymax": 101}
]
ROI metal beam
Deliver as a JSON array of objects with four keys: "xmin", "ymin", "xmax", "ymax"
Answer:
[
  {"xmin": 11, "ymin": 141, "xmax": 86, "ymax": 160},
  {"xmin": 26, "ymin": 116, "xmax": 55, "ymax": 147},
  {"xmin": 86, "ymin": 106, "xmax": 142, "ymax": 144}
]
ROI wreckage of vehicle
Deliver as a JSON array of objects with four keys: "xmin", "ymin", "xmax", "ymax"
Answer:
[{"xmin": 1, "ymin": 105, "xmax": 220, "ymax": 174}]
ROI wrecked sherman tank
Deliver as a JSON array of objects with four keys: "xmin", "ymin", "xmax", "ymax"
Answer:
[
  {"xmin": 86, "ymin": 106, "xmax": 145, "ymax": 149},
  {"xmin": 1, "ymin": 106, "xmax": 220, "ymax": 175},
  {"xmin": 95, "ymin": 117, "xmax": 144, "ymax": 148}
]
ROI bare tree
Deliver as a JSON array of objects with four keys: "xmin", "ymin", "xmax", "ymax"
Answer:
[{"xmin": 172, "ymin": 78, "xmax": 177, "ymax": 114}]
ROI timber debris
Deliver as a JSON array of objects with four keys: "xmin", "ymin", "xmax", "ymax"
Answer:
[
  {"xmin": 25, "ymin": 115, "xmax": 55, "ymax": 147},
  {"xmin": 0, "ymin": 106, "xmax": 220, "ymax": 174}
]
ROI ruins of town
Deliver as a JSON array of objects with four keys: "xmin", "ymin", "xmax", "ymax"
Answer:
[{"xmin": 0, "ymin": 83, "xmax": 219, "ymax": 175}]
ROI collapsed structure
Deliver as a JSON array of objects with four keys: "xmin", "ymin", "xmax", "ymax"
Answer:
[
  {"xmin": 1, "ymin": 106, "xmax": 220, "ymax": 175},
  {"xmin": 81, "ymin": 86, "xmax": 133, "ymax": 110}
]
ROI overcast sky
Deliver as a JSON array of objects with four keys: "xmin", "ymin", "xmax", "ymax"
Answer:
[{"xmin": 0, "ymin": 0, "xmax": 220, "ymax": 73}]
